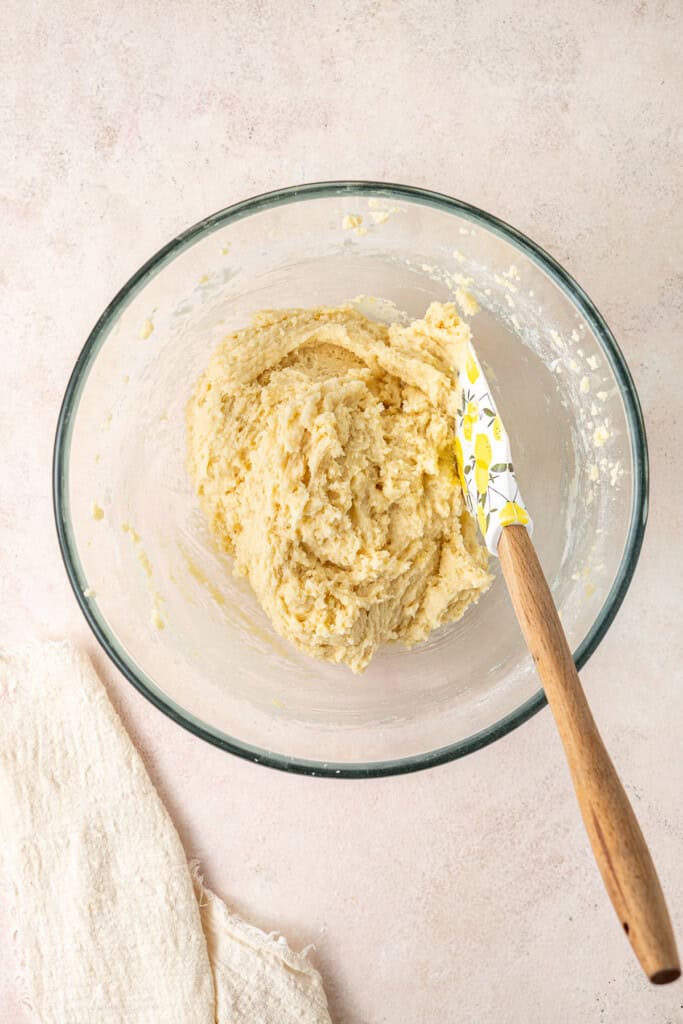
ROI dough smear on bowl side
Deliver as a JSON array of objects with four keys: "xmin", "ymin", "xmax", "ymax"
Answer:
[{"xmin": 186, "ymin": 302, "xmax": 492, "ymax": 672}]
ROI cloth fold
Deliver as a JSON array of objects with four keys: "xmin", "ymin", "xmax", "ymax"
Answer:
[{"xmin": 0, "ymin": 641, "xmax": 331, "ymax": 1024}]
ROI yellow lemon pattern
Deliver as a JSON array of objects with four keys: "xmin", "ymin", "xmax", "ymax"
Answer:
[
  {"xmin": 499, "ymin": 501, "xmax": 531, "ymax": 527},
  {"xmin": 462, "ymin": 400, "xmax": 478, "ymax": 441},
  {"xmin": 455, "ymin": 342, "xmax": 532, "ymax": 554},
  {"xmin": 473, "ymin": 433, "xmax": 491, "ymax": 496},
  {"xmin": 465, "ymin": 351, "xmax": 480, "ymax": 384}
]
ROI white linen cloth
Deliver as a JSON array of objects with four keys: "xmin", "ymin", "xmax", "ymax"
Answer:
[{"xmin": 0, "ymin": 641, "xmax": 332, "ymax": 1024}]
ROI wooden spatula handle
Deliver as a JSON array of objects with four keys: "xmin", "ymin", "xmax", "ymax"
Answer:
[{"xmin": 498, "ymin": 524, "xmax": 680, "ymax": 984}]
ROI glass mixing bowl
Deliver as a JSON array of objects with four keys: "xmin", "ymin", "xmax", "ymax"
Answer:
[{"xmin": 53, "ymin": 182, "xmax": 647, "ymax": 777}]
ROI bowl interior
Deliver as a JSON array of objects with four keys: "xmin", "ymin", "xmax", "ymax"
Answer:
[{"xmin": 55, "ymin": 185, "xmax": 645, "ymax": 774}]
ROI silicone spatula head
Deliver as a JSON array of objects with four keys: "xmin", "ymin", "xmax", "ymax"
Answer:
[{"xmin": 455, "ymin": 341, "xmax": 533, "ymax": 555}]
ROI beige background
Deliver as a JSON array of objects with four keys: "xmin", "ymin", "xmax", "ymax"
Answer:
[{"xmin": 2, "ymin": 1, "xmax": 682, "ymax": 1021}]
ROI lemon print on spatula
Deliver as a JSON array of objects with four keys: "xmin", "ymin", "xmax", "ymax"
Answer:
[{"xmin": 454, "ymin": 341, "xmax": 532, "ymax": 555}]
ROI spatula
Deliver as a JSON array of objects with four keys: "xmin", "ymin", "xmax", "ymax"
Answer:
[{"xmin": 455, "ymin": 340, "xmax": 680, "ymax": 984}]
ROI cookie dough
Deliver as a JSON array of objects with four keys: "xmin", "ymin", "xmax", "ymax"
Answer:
[{"xmin": 187, "ymin": 302, "xmax": 491, "ymax": 672}]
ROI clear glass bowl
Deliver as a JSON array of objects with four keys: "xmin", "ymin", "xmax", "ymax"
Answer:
[{"xmin": 53, "ymin": 183, "xmax": 647, "ymax": 777}]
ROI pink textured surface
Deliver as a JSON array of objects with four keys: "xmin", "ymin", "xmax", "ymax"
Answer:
[{"xmin": 2, "ymin": 1, "xmax": 682, "ymax": 1020}]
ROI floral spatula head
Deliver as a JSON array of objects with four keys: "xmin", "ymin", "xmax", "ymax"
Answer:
[{"xmin": 454, "ymin": 340, "xmax": 531, "ymax": 555}]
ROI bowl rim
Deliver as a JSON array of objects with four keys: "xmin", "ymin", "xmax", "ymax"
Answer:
[{"xmin": 53, "ymin": 180, "xmax": 649, "ymax": 779}]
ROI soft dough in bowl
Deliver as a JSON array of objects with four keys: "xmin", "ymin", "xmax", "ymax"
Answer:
[{"xmin": 187, "ymin": 302, "xmax": 491, "ymax": 672}]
